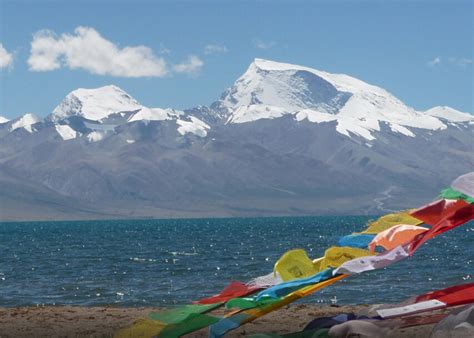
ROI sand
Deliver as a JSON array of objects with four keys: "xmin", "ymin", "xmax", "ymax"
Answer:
[{"xmin": 0, "ymin": 304, "xmax": 441, "ymax": 337}]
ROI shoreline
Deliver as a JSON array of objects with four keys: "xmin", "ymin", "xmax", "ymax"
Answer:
[
  {"xmin": 0, "ymin": 304, "xmax": 441, "ymax": 337},
  {"xmin": 0, "ymin": 213, "xmax": 380, "ymax": 224}
]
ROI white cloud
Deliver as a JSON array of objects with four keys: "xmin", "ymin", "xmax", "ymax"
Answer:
[
  {"xmin": 0, "ymin": 43, "xmax": 13, "ymax": 69},
  {"xmin": 173, "ymin": 55, "xmax": 204, "ymax": 75},
  {"xmin": 28, "ymin": 26, "xmax": 168, "ymax": 77},
  {"xmin": 427, "ymin": 56, "xmax": 473, "ymax": 68},
  {"xmin": 253, "ymin": 39, "xmax": 276, "ymax": 50},
  {"xmin": 427, "ymin": 57, "xmax": 441, "ymax": 67},
  {"xmin": 204, "ymin": 44, "xmax": 228, "ymax": 55},
  {"xmin": 448, "ymin": 57, "xmax": 472, "ymax": 67}
]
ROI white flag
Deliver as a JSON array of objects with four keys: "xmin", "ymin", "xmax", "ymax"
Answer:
[
  {"xmin": 334, "ymin": 245, "xmax": 409, "ymax": 275},
  {"xmin": 451, "ymin": 172, "xmax": 474, "ymax": 198}
]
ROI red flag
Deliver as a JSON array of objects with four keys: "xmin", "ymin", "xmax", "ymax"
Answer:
[
  {"xmin": 408, "ymin": 201, "xmax": 474, "ymax": 254},
  {"xmin": 410, "ymin": 199, "xmax": 469, "ymax": 226},
  {"xmin": 415, "ymin": 283, "xmax": 474, "ymax": 307},
  {"xmin": 195, "ymin": 281, "xmax": 260, "ymax": 304}
]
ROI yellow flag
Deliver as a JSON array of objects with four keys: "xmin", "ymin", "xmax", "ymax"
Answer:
[
  {"xmin": 319, "ymin": 246, "xmax": 373, "ymax": 270},
  {"xmin": 114, "ymin": 318, "xmax": 165, "ymax": 338},
  {"xmin": 362, "ymin": 210, "xmax": 422, "ymax": 234},
  {"xmin": 274, "ymin": 249, "xmax": 321, "ymax": 281}
]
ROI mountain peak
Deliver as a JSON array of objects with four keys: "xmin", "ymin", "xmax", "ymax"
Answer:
[
  {"xmin": 252, "ymin": 58, "xmax": 320, "ymax": 73},
  {"xmin": 10, "ymin": 113, "xmax": 41, "ymax": 133},
  {"xmin": 424, "ymin": 106, "xmax": 473, "ymax": 122},
  {"xmin": 0, "ymin": 116, "xmax": 9, "ymax": 124},
  {"xmin": 212, "ymin": 58, "xmax": 450, "ymax": 140},
  {"xmin": 50, "ymin": 85, "xmax": 143, "ymax": 122},
  {"xmin": 217, "ymin": 58, "xmax": 352, "ymax": 115}
]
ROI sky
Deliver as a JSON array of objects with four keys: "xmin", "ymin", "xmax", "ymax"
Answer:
[{"xmin": 0, "ymin": 0, "xmax": 472, "ymax": 119}]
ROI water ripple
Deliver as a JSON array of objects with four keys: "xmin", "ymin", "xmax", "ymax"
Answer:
[{"xmin": 0, "ymin": 217, "xmax": 472, "ymax": 307}]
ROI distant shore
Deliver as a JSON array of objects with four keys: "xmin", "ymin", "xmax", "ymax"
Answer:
[{"xmin": 0, "ymin": 304, "xmax": 442, "ymax": 337}]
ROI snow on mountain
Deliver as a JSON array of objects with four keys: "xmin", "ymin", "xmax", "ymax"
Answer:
[
  {"xmin": 0, "ymin": 116, "xmax": 9, "ymax": 124},
  {"xmin": 176, "ymin": 116, "xmax": 210, "ymax": 137},
  {"xmin": 5, "ymin": 59, "xmax": 472, "ymax": 145},
  {"xmin": 10, "ymin": 113, "xmax": 41, "ymax": 133},
  {"xmin": 295, "ymin": 110, "xmax": 336, "ymax": 124},
  {"xmin": 127, "ymin": 107, "xmax": 180, "ymax": 123},
  {"xmin": 227, "ymin": 104, "xmax": 288, "ymax": 124},
  {"xmin": 127, "ymin": 107, "xmax": 210, "ymax": 137},
  {"xmin": 48, "ymin": 85, "xmax": 211, "ymax": 139},
  {"xmin": 215, "ymin": 60, "xmax": 347, "ymax": 116},
  {"xmin": 216, "ymin": 58, "xmax": 451, "ymax": 141},
  {"xmin": 424, "ymin": 106, "xmax": 473, "ymax": 123},
  {"xmin": 55, "ymin": 124, "xmax": 78, "ymax": 140},
  {"xmin": 51, "ymin": 85, "xmax": 143, "ymax": 122}
]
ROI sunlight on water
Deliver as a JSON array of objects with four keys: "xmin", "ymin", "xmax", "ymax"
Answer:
[{"xmin": 0, "ymin": 217, "xmax": 472, "ymax": 307}]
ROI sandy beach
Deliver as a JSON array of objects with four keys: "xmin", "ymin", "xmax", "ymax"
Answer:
[{"xmin": 0, "ymin": 304, "xmax": 443, "ymax": 337}]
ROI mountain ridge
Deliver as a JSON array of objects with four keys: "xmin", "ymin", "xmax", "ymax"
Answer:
[
  {"xmin": 7, "ymin": 58, "xmax": 471, "ymax": 143},
  {"xmin": 0, "ymin": 58, "xmax": 472, "ymax": 221}
]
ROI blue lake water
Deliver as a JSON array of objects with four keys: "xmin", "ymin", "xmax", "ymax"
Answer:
[{"xmin": 0, "ymin": 217, "xmax": 472, "ymax": 307}]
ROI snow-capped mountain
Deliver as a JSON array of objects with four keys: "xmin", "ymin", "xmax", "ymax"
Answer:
[
  {"xmin": 127, "ymin": 107, "xmax": 178, "ymax": 123},
  {"xmin": 424, "ymin": 106, "xmax": 474, "ymax": 123},
  {"xmin": 9, "ymin": 113, "xmax": 41, "ymax": 133},
  {"xmin": 50, "ymin": 85, "xmax": 143, "ymax": 122},
  {"xmin": 212, "ymin": 59, "xmax": 466, "ymax": 141},
  {"xmin": 0, "ymin": 116, "xmax": 9, "ymax": 124},
  {"xmin": 0, "ymin": 59, "xmax": 472, "ymax": 221},
  {"xmin": 46, "ymin": 85, "xmax": 210, "ymax": 141}
]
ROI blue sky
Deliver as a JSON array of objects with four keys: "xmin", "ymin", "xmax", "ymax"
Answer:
[{"xmin": 0, "ymin": 0, "xmax": 472, "ymax": 119}]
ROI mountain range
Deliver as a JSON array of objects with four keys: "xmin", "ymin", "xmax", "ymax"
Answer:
[{"xmin": 1, "ymin": 58, "xmax": 472, "ymax": 221}]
